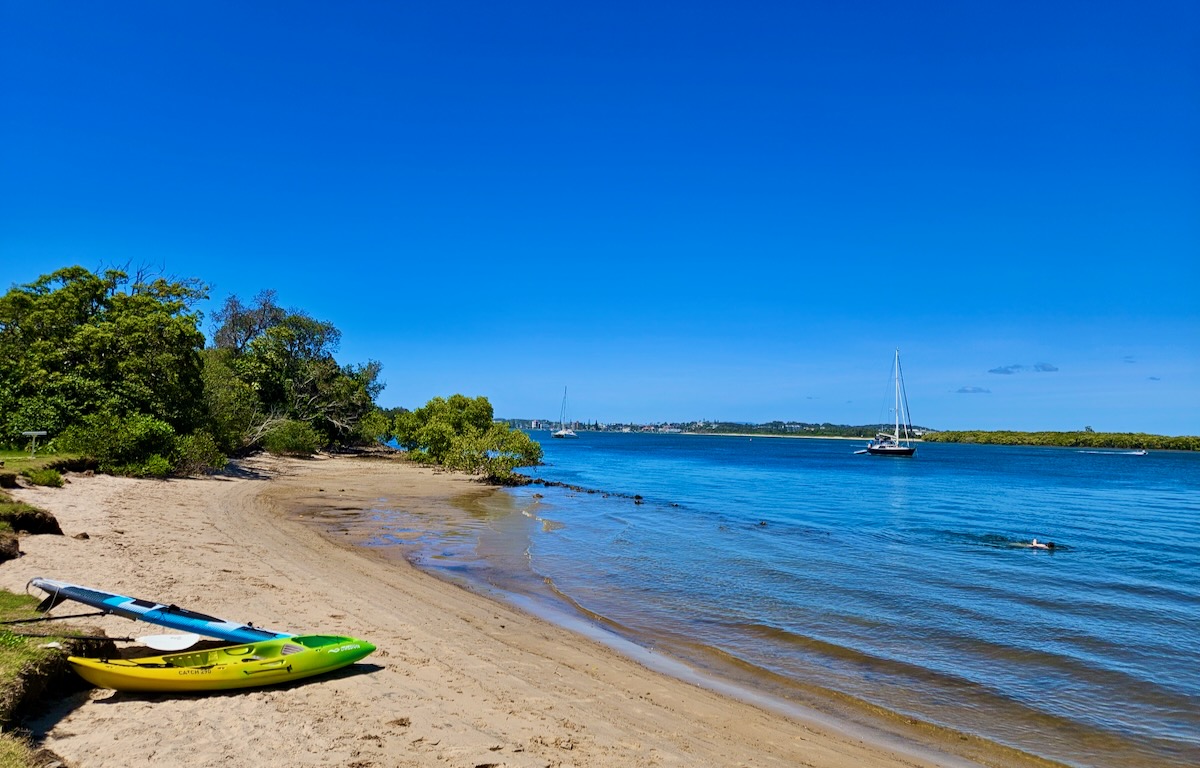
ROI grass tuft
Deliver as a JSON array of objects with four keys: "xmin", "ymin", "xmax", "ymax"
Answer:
[{"xmin": 0, "ymin": 732, "xmax": 35, "ymax": 768}]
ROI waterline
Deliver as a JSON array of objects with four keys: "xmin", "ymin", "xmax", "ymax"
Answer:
[{"xmin": 351, "ymin": 435, "xmax": 1200, "ymax": 768}]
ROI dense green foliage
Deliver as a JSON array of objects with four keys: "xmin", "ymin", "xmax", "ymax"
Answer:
[
  {"xmin": 199, "ymin": 347, "xmax": 259, "ymax": 455},
  {"xmin": 0, "ymin": 270, "xmax": 389, "ymax": 472},
  {"xmin": 0, "ymin": 267, "xmax": 218, "ymax": 475},
  {"xmin": 262, "ymin": 420, "xmax": 323, "ymax": 456},
  {"xmin": 394, "ymin": 395, "xmax": 542, "ymax": 481},
  {"xmin": 174, "ymin": 430, "xmax": 227, "ymax": 475},
  {"xmin": 0, "ymin": 267, "xmax": 207, "ymax": 444},
  {"xmin": 59, "ymin": 411, "xmax": 177, "ymax": 475},
  {"xmin": 352, "ymin": 408, "xmax": 391, "ymax": 444},
  {"xmin": 209, "ymin": 291, "xmax": 383, "ymax": 450},
  {"xmin": 923, "ymin": 430, "xmax": 1198, "ymax": 451}
]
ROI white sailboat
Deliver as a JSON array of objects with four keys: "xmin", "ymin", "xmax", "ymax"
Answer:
[
  {"xmin": 552, "ymin": 387, "xmax": 578, "ymax": 439},
  {"xmin": 862, "ymin": 349, "xmax": 916, "ymax": 457}
]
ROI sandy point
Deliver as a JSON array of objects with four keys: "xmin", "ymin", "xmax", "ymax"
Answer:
[{"xmin": 1, "ymin": 455, "xmax": 1044, "ymax": 768}]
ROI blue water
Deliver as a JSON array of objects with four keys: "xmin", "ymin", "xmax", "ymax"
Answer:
[{"xmin": 362, "ymin": 433, "xmax": 1200, "ymax": 768}]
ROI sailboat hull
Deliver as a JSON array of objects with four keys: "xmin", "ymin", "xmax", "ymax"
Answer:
[{"xmin": 866, "ymin": 445, "xmax": 915, "ymax": 457}]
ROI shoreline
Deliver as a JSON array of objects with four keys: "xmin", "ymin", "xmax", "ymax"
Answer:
[
  {"xmin": 2, "ymin": 455, "xmax": 1047, "ymax": 767},
  {"xmin": 308, "ymin": 460, "xmax": 1067, "ymax": 768},
  {"xmin": 681, "ymin": 432, "xmax": 896, "ymax": 441}
]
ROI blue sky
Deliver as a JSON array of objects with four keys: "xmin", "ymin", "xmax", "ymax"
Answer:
[{"xmin": 3, "ymin": 2, "xmax": 1197, "ymax": 434}]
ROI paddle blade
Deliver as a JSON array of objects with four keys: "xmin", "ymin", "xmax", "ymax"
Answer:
[{"xmin": 138, "ymin": 633, "xmax": 202, "ymax": 651}]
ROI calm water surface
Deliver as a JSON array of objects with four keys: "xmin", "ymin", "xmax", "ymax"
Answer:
[{"xmin": 359, "ymin": 433, "xmax": 1200, "ymax": 768}]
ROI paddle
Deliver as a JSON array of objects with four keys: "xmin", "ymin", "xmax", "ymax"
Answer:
[
  {"xmin": 3, "ymin": 628, "xmax": 203, "ymax": 650},
  {"xmin": 138, "ymin": 633, "xmax": 202, "ymax": 651}
]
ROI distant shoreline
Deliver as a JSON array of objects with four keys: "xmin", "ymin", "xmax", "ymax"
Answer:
[
  {"xmin": 529, "ymin": 427, "xmax": 1195, "ymax": 450},
  {"xmin": 531, "ymin": 429, "xmax": 885, "ymax": 442},
  {"xmin": 682, "ymin": 431, "xmax": 883, "ymax": 441}
]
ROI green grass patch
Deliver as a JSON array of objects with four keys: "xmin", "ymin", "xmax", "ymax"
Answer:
[
  {"xmin": 0, "ymin": 492, "xmax": 61, "ymax": 537},
  {"xmin": 0, "ymin": 590, "xmax": 67, "ymax": 736},
  {"xmin": 0, "ymin": 733, "xmax": 35, "ymax": 768},
  {"xmin": 0, "ymin": 595, "xmax": 47, "ymax": 673},
  {"xmin": 0, "ymin": 627, "xmax": 46, "ymax": 692},
  {"xmin": 17, "ymin": 470, "xmax": 61, "ymax": 489},
  {"xmin": 0, "ymin": 590, "xmax": 42, "ymax": 618},
  {"xmin": 0, "ymin": 451, "xmax": 86, "ymax": 473},
  {"xmin": 0, "ymin": 451, "xmax": 57, "ymax": 473}
]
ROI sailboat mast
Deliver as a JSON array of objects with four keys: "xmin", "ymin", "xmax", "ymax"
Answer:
[
  {"xmin": 893, "ymin": 350, "xmax": 901, "ymax": 439},
  {"xmin": 895, "ymin": 350, "xmax": 913, "ymax": 444},
  {"xmin": 560, "ymin": 386, "xmax": 568, "ymax": 430}
]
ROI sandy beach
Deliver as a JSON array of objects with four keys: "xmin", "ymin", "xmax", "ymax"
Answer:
[{"xmin": 0, "ymin": 455, "xmax": 1032, "ymax": 768}]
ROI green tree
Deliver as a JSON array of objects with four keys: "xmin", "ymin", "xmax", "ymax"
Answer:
[
  {"xmin": 209, "ymin": 293, "xmax": 382, "ymax": 447},
  {"xmin": 210, "ymin": 290, "xmax": 286, "ymax": 353},
  {"xmin": 58, "ymin": 411, "xmax": 177, "ymax": 476},
  {"xmin": 261, "ymin": 420, "xmax": 323, "ymax": 456},
  {"xmin": 353, "ymin": 408, "xmax": 391, "ymax": 443},
  {"xmin": 199, "ymin": 348, "xmax": 259, "ymax": 454},
  {"xmin": 0, "ymin": 266, "xmax": 207, "ymax": 446},
  {"xmin": 393, "ymin": 395, "xmax": 542, "ymax": 481}
]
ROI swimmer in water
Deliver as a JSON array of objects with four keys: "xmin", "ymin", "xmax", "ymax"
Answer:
[{"xmin": 1030, "ymin": 538, "xmax": 1056, "ymax": 550}]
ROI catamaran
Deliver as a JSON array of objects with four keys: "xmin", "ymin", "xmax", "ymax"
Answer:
[
  {"xmin": 862, "ymin": 349, "xmax": 916, "ymax": 457},
  {"xmin": 552, "ymin": 386, "xmax": 578, "ymax": 438}
]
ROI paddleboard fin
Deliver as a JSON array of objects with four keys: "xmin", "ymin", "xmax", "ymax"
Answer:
[
  {"xmin": 30, "ymin": 579, "xmax": 69, "ymax": 613},
  {"xmin": 35, "ymin": 591, "xmax": 67, "ymax": 613}
]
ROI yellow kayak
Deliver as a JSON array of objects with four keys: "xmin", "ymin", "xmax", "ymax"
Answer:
[{"xmin": 68, "ymin": 634, "xmax": 376, "ymax": 692}]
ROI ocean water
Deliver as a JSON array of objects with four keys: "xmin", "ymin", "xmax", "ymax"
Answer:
[{"xmin": 359, "ymin": 433, "xmax": 1200, "ymax": 768}]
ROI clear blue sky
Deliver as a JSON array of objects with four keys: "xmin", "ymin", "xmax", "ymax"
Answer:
[{"xmin": 3, "ymin": 2, "xmax": 1197, "ymax": 434}]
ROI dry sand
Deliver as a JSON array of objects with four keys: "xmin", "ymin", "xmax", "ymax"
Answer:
[{"xmin": 0, "ymin": 455, "xmax": 1029, "ymax": 768}]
